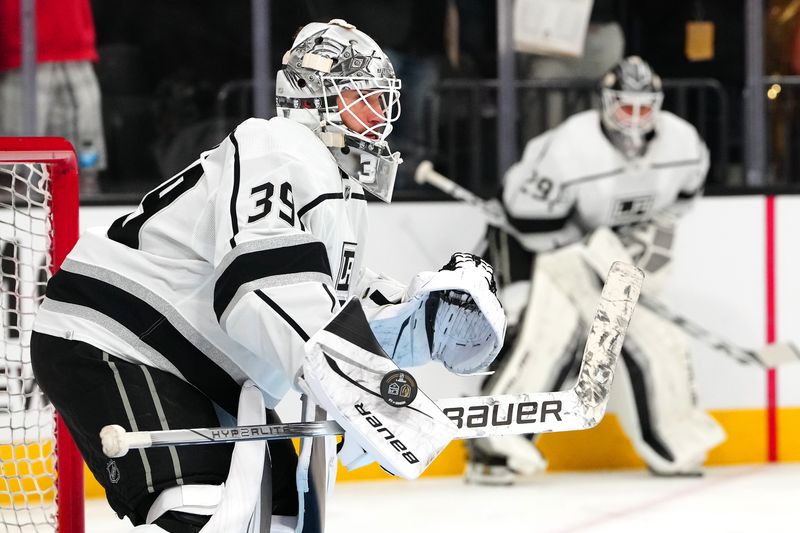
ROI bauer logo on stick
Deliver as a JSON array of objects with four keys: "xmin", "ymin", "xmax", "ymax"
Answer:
[{"xmin": 380, "ymin": 370, "xmax": 418, "ymax": 407}]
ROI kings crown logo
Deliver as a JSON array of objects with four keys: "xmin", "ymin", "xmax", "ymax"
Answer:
[{"xmin": 387, "ymin": 380, "xmax": 412, "ymax": 399}]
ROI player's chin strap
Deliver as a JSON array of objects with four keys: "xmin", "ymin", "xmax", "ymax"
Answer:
[{"xmin": 325, "ymin": 133, "xmax": 402, "ymax": 203}]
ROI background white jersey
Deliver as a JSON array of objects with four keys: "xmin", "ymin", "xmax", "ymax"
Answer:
[
  {"xmin": 502, "ymin": 109, "xmax": 709, "ymax": 252},
  {"xmin": 34, "ymin": 117, "xmax": 370, "ymax": 412},
  {"xmin": 477, "ymin": 110, "xmax": 720, "ymax": 477}
]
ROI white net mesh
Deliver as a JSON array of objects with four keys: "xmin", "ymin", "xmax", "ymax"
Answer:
[{"xmin": 0, "ymin": 162, "xmax": 58, "ymax": 532}]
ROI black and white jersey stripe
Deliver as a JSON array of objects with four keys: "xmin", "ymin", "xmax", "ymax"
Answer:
[
  {"xmin": 227, "ymin": 130, "xmax": 242, "ymax": 248},
  {"xmin": 43, "ymin": 260, "xmax": 246, "ymax": 415},
  {"xmin": 213, "ymin": 233, "xmax": 333, "ymax": 327}
]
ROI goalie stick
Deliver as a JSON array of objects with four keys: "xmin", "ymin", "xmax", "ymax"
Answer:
[
  {"xmin": 414, "ymin": 160, "xmax": 800, "ymax": 369},
  {"xmin": 414, "ymin": 160, "xmax": 516, "ymax": 237},
  {"xmin": 101, "ymin": 261, "xmax": 642, "ymax": 458}
]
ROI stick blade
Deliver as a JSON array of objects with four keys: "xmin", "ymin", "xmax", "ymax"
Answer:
[
  {"xmin": 603, "ymin": 261, "xmax": 644, "ymax": 303},
  {"xmin": 572, "ymin": 261, "xmax": 644, "ymax": 426},
  {"xmin": 439, "ymin": 262, "xmax": 643, "ymax": 439}
]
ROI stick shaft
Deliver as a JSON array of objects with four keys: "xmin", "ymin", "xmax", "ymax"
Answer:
[
  {"xmin": 415, "ymin": 160, "xmax": 513, "ymax": 232},
  {"xmin": 147, "ymin": 420, "xmax": 344, "ymax": 448},
  {"xmin": 417, "ymin": 164, "xmax": 484, "ymax": 206},
  {"xmin": 639, "ymin": 296, "xmax": 762, "ymax": 366}
]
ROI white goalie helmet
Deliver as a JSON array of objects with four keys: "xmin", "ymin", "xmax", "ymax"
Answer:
[
  {"xmin": 600, "ymin": 56, "xmax": 664, "ymax": 159},
  {"xmin": 275, "ymin": 19, "xmax": 402, "ymax": 202}
]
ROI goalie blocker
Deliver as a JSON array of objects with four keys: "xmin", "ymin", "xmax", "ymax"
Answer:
[
  {"xmin": 102, "ymin": 262, "xmax": 644, "ymax": 481},
  {"xmin": 300, "ymin": 299, "xmax": 458, "ymax": 479}
]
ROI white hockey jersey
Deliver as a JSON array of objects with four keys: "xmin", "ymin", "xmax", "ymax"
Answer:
[
  {"xmin": 502, "ymin": 110, "xmax": 709, "ymax": 253},
  {"xmin": 34, "ymin": 117, "xmax": 375, "ymax": 413}
]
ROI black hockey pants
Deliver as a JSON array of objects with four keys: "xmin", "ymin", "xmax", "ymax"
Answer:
[{"xmin": 30, "ymin": 331, "xmax": 298, "ymax": 528}]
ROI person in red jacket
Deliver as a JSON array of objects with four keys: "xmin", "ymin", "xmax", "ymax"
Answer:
[{"xmin": 0, "ymin": 0, "xmax": 106, "ymax": 193}]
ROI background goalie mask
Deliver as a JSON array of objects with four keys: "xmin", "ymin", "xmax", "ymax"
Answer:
[
  {"xmin": 600, "ymin": 56, "xmax": 664, "ymax": 159},
  {"xmin": 276, "ymin": 19, "xmax": 402, "ymax": 202}
]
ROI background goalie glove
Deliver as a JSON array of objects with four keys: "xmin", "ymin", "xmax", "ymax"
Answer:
[{"xmin": 300, "ymin": 299, "xmax": 458, "ymax": 479}]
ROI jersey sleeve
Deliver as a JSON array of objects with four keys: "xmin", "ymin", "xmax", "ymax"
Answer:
[
  {"xmin": 355, "ymin": 267, "xmax": 407, "ymax": 307},
  {"xmin": 501, "ymin": 132, "xmax": 581, "ymax": 252},
  {"xmin": 208, "ymin": 120, "xmax": 339, "ymax": 388},
  {"xmin": 353, "ymin": 267, "xmax": 427, "ymax": 366},
  {"xmin": 680, "ymin": 131, "xmax": 709, "ymax": 198}
]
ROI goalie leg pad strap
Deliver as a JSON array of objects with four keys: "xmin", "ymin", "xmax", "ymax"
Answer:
[
  {"xmin": 198, "ymin": 380, "xmax": 267, "ymax": 533},
  {"xmin": 145, "ymin": 484, "xmax": 222, "ymax": 523}
]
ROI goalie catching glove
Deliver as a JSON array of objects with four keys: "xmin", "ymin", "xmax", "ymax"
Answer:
[
  {"xmin": 299, "ymin": 298, "xmax": 458, "ymax": 479},
  {"xmin": 368, "ymin": 252, "xmax": 506, "ymax": 374}
]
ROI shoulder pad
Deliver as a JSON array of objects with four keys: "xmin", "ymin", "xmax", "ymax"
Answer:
[
  {"xmin": 656, "ymin": 111, "xmax": 701, "ymax": 140},
  {"xmin": 231, "ymin": 117, "xmax": 342, "ymax": 199},
  {"xmin": 652, "ymin": 111, "xmax": 706, "ymax": 158}
]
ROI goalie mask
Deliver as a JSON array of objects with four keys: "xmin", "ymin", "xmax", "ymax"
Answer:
[
  {"xmin": 276, "ymin": 19, "xmax": 402, "ymax": 202},
  {"xmin": 600, "ymin": 56, "xmax": 664, "ymax": 159}
]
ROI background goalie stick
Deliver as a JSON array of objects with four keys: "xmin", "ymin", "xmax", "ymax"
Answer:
[
  {"xmin": 414, "ymin": 160, "xmax": 800, "ymax": 369},
  {"xmin": 101, "ymin": 261, "xmax": 642, "ymax": 458},
  {"xmin": 636, "ymin": 296, "xmax": 800, "ymax": 368}
]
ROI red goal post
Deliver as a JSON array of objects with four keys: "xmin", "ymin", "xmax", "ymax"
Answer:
[{"xmin": 0, "ymin": 138, "xmax": 83, "ymax": 533}]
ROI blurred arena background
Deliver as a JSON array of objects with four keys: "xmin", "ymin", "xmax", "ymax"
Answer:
[{"xmin": 2, "ymin": 1, "xmax": 800, "ymax": 532}]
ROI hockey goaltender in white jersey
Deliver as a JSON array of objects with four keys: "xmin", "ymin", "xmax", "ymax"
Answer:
[
  {"xmin": 467, "ymin": 56, "xmax": 725, "ymax": 484},
  {"xmin": 31, "ymin": 20, "xmax": 505, "ymax": 533}
]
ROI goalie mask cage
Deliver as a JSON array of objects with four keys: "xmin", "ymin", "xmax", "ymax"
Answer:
[{"xmin": 0, "ymin": 138, "xmax": 83, "ymax": 533}]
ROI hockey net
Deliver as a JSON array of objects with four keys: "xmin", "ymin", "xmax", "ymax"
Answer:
[{"xmin": 0, "ymin": 138, "xmax": 83, "ymax": 532}]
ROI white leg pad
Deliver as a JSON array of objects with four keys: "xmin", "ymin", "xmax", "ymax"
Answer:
[
  {"xmin": 487, "ymin": 241, "xmax": 724, "ymax": 475},
  {"xmin": 139, "ymin": 382, "xmax": 268, "ymax": 532},
  {"xmin": 476, "ymin": 248, "xmax": 583, "ymax": 472},
  {"xmin": 554, "ymin": 239, "xmax": 726, "ymax": 473},
  {"xmin": 615, "ymin": 309, "xmax": 726, "ymax": 474},
  {"xmin": 486, "ymin": 257, "xmax": 582, "ymax": 397},
  {"xmin": 200, "ymin": 380, "xmax": 267, "ymax": 532},
  {"xmin": 497, "ymin": 280, "xmax": 532, "ymax": 329}
]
